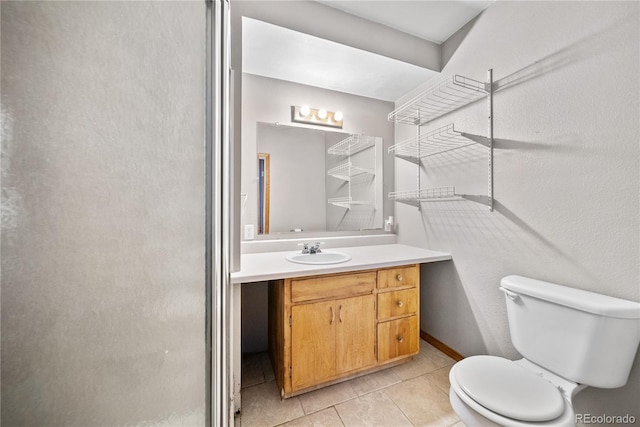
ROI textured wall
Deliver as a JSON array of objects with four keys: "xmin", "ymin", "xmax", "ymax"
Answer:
[
  {"xmin": 1, "ymin": 2, "xmax": 207, "ymax": 425},
  {"xmin": 393, "ymin": 1, "xmax": 639, "ymax": 420}
]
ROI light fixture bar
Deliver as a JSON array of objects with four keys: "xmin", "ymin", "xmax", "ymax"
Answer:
[{"xmin": 291, "ymin": 105, "xmax": 343, "ymax": 129}]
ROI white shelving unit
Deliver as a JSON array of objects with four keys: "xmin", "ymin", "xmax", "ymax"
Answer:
[
  {"xmin": 327, "ymin": 196, "xmax": 370, "ymax": 209},
  {"xmin": 389, "ymin": 75, "xmax": 488, "ymax": 126},
  {"xmin": 327, "ymin": 134, "xmax": 376, "ymax": 210},
  {"xmin": 327, "ymin": 134, "xmax": 376, "ymax": 156},
  {"xmin": 327, "ymin": 162, "xmax": 374, "ymax": 181},
  {"xmin": 387, "ymin": 70, "xmax": 494, "ymax": 211}
]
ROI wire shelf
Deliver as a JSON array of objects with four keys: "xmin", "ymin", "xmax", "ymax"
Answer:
[
  {"xmin": 388, "ymin": 75, "xmax": 488, "ymax": 126},
  {"xmin": 388, "ymin": 123, "xmax": 489, "ymax": 161},
  {"xmin": 327, "ymin": 162, "xmax": 375, "ymax": 181},
  {"xmin": 328, "ymin": 196, "xmax": 370, "ymax": 209},
  {"xmin": 328, "ymin": 134, "xmax": 376, "ymax": 156},
  {"xmin": 389, "ymin": 186, "xmax": 458, "ymax": 202},
  {"xmin": 388, "ymin": 186, "xmax": 492, "ymax": 208}
]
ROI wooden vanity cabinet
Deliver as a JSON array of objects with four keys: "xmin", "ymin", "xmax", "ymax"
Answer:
[{"xmin": 269, "ymin": 264, "xmax": 419, "ymax": 398}]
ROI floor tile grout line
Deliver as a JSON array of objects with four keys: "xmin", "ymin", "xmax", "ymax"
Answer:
[
  {"xmin": 334, "ymin": 404, "xmax": 347, "ymax": 427},
  {"xmin": 241, "ymin": 341, "xmax": 456, "ymax": 427},
  {"xmin": 380, "ymin": 385, "xmax": 418, "ymax": 426}
]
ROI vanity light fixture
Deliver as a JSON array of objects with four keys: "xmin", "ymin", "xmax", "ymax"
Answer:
[{"xmin": 291, "ymin": 105, "xmax": 343, "ymax": 129}]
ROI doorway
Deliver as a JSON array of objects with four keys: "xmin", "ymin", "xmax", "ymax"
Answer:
[{"xmin": 258, "ymin": 153, "xmax": 270, "ymax": 234}]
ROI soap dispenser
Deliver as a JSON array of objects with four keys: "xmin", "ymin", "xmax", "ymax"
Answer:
[{"xmin": 384, "ymin": 216, "xmax": 394, "ymax": 232}]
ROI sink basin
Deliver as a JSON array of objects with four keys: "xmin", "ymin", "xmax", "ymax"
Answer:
[{"xmin": 285, "ymin": 251, "xmax": 351, "ymax": 265}]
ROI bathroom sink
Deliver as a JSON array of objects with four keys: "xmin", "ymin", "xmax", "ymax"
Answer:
[{"xmin": 285, "ymin": 251, "xmax": 351, "ymax": 265}]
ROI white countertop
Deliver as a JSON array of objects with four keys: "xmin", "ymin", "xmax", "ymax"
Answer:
[{"xmin": 230, "ymin": 244, "xmax": 452, "ymax": 284}]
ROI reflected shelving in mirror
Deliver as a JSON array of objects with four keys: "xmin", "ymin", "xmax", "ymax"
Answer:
[
  {"xmin": 328, "ymin": 196, "xmax": 371, "ymax": 209},
  {"xmin": 327, "ymin": 162, "xmax": 375, "ymax": 181},
  {"xmin": 328, "ymin": 134, "xmax": 376, "ymax": 156},
  {"xmin": 326, "ymin": 133, "xmax": 378, "ymax": 212}
]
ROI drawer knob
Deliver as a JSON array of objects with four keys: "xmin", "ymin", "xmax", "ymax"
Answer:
[
  {"xmin": 397, "ymin": 335, "xmax": 404, "ymax": 343},
  {"xmin": 396, "ymin": 274, "xmax": 403, "ymax": 281},
  {"xmin": 396, "ymin": 300, "xmax": 404, "ymax": 308}
]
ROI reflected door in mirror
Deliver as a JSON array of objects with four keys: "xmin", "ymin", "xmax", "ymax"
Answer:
[{"xmin": 258, "ymin": 153, "xmax": 270, "ymax": 234}]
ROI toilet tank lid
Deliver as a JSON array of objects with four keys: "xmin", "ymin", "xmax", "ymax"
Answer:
[{"xmin": 501, "ymin": 275, "xmax": 640, "ymax": 319}]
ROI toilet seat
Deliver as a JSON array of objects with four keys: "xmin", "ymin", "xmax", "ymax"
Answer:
[
  {"xmin": 455, "ymin": 356, "xmax": 565, "ymax": 422},
  {"xmin": 449, "ymin": 356, "xmax": 576, "ymax": 426}
]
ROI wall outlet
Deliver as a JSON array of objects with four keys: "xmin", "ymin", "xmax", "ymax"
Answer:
[{"xmin": 244, "ymin": 224, "xmax": 255, "ymax": 240}]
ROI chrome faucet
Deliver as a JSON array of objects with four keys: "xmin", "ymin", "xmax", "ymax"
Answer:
[
  {"xmin": 300, "ymin": 242, "xmax": 323, "ymax": 254},
  {"xmin": 309, "ymin": 242, "xmax": 323, "ymax": 254}
]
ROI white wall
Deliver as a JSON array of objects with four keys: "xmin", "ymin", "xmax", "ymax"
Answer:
[
  {"xmin": 241, "ymin": 73, "xmax": 394, "ymax": 239},
  {"xmin": 1, "ymin": 2, "xmax": 206, "ymax": 425},
  {"xmin": 394, "ymin": 1, "xmax": 639, "ymax": 420}
]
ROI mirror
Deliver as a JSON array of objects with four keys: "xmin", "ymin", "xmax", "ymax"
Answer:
[
  {"xmin": 238, "ymin": 16, "xmax": 398, "ymax": 239},
  {"xmin": 256, "ymin": 122, "xmax": 383, "ymax": 235},
  {"xmin": 240, "ymin": 70, "xmax": 395, "ymax": 237}
]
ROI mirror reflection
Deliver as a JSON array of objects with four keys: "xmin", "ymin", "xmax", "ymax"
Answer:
[{"xmin": 256, "ymin": 122, "xmax": 383, "ymax": 235}]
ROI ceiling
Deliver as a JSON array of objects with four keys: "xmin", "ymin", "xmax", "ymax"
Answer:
[
  {"xmin": 319, "ymin": 1, "xmax": 494, "ymax": 44},
  {"xmin": 242, "ymin": 1, "xmax": 494, "ymax": 102}
]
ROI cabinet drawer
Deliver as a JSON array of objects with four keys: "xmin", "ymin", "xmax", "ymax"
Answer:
[
  {"xmin": 377, "ymin": 288, "xmax": 418, "ymax": 321},
  {"xmin": 377, "ymin": 315, "xmax": 419, "ymax": 362},
  {"xmin": 377, "ymin": 265, "xmax": 419, "ymax": 290},
  {"xmin": 291, "ymin": 271, "xmax": 376, "ymax": 303}
]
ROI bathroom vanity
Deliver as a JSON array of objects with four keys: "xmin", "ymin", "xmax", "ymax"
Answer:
[
  {"xmin": 269, "ymin": 264, "xmax": 420, "ymax": 397},
  {"xmin": 230, "ymin": 243, "xmax": 451, "ymax": 406}
]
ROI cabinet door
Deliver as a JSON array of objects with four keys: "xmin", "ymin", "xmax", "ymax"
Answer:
[
  {"xmin": 336, "ymin": 294, "xmax": 376, "ymax": 374},
  {"xmin": 291, "ymin": 300, "xmax": 336, "ymax": 390}
]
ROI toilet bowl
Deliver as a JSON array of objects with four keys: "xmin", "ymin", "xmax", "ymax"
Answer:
[
  {"xmin": 447, "ymin": 275, "xmax": 640, "ymax": 427},
  {"xmin": 449, "ymin": 356, "xmax": 582, "ymax": 427}
]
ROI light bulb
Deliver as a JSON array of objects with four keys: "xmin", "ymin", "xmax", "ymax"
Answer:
[
  {"xmin": 317, "ymin": 109, "xmax": 328, "ymax": 119},
  {"xmin": 333, "ymin": 111, "xmax": 343, "ymax": 122},
  {"xmin": 300, "ymin": 105, "xmax": 311, "ymax": 117}
]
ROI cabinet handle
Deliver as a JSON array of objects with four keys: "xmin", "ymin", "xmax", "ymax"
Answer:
[
  {"xmin": 397, "ymin": 335, "xmax": 404, "ymax": 343},
  {"xmin": 330, "ymin": 306, "xmax": 334, "ymax": 324},
  {"xmin": 396, "ymin": 274, "xmax": 403, "ymax": 281},
  {"xmin": 396, "ymin": 300, "xmax": 404, "ymax": 308},
  {"xmin": 339, "ymin": 305, "xmax": 343, "ymax": 323}
]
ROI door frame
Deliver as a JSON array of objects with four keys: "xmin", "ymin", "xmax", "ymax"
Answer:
[{"xmin": 258, "ymin": 152, "xmax": 270, "ymax": 234}]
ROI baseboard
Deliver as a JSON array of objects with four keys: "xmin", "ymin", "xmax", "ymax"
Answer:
[{"xmin": 420, "ymin": 330, "xmax": 465, "ymax": 362}]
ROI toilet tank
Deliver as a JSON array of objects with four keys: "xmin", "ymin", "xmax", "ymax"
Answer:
[{"xmin": 500, "ymin": 275, "xmax": 640, "ymax": 388}]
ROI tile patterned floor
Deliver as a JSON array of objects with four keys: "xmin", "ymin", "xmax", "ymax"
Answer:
[{"xmin": 237, "ymin": 339, "xmax": 464, "ymax": 427}]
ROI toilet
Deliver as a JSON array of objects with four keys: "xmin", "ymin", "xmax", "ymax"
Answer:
[{"xmin": 448, "ymin": 275, "xmax": 640, "ymax": 426}]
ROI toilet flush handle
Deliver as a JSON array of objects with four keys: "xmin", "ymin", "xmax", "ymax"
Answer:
[{"xmin": 499, "ymin": 287, "xmax": 520, "ymax": 302}]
